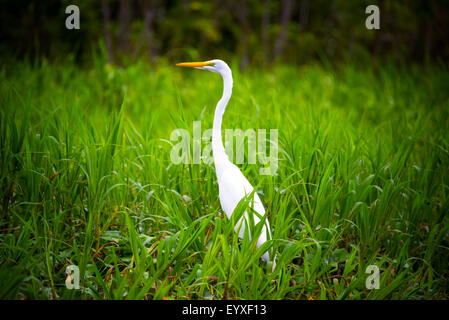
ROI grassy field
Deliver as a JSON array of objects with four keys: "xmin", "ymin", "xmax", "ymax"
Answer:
[{"xmin": 1, "ymin": 57, "xmax": 448, "ymax": 300}]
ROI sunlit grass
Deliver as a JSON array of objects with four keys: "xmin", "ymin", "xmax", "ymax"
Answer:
[{"xmin": 0, "ymin": 57, "xmax": 448, "ymax": 299}]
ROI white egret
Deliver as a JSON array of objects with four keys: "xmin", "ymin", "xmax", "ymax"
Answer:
[{"xmin": 176, "ymin": 59, "xmax": 275, "ymax": 270}]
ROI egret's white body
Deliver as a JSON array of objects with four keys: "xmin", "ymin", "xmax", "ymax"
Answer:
[{"xmin": 177, "ymin": 59, "xmax": 275, "ymax": 270}]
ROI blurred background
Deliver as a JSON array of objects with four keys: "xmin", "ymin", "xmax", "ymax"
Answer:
[{"xmin": 1, "ymin": 0, "xmax": 448, "ymax": 68}]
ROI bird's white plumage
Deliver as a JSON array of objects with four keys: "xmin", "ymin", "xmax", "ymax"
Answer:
[
  {"xmin": 217, "ymin": 163, "xmax": 271, "ymax": 263},
  {"xmin": 177, "ymin": 59, "xmax": 275, "ymax": 270}
]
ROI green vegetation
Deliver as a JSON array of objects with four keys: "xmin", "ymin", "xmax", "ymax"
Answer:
[{"xmin": 1, "ymin": 57, "xmax": 448, "ymax": 299}]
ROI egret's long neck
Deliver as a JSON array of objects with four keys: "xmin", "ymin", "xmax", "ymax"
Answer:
[{"xmin": 212, "ymin": 68, "xmax": 233, "ymax": 170}]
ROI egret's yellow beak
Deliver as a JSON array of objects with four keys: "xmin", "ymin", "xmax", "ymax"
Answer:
[{"xmin": 176, "ymin": 61, "xmax": 215, "ymax": 68}]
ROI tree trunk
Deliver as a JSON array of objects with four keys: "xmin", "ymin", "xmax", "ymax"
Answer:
[
  {"xmin": 235, "ymin": 0, "xmax": 250, "ymax": 70},
  {"xmin": 143, "ymin": 0, "xmax": 158, "ymax": 61},
  {"xmin": 274, "ymin": 0, "xmax": 294, "ymax": 61},
  {"xmin": 102, "ymin": 0, "xmax": 113, "ymax": 63},
  {"xmin": 299, "ymin": 0, "xmax": 309, "ymax": 28},
  {"xmin": 118, "ymin": 0, "xmax": 132, "ymax": 53},
  {"xmin": 262, "ymin": 0, "xmax": 271, "ymax": 63}
]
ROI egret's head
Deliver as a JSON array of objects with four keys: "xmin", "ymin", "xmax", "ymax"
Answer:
[{"xmin": 176, "ymin": 59, "xmax": 229, "ymax": 75}]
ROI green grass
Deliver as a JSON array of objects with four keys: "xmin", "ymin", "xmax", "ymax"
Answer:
[{"xmin": 1, "ymin": 56, "xmax": 448, "ymax": 300}]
